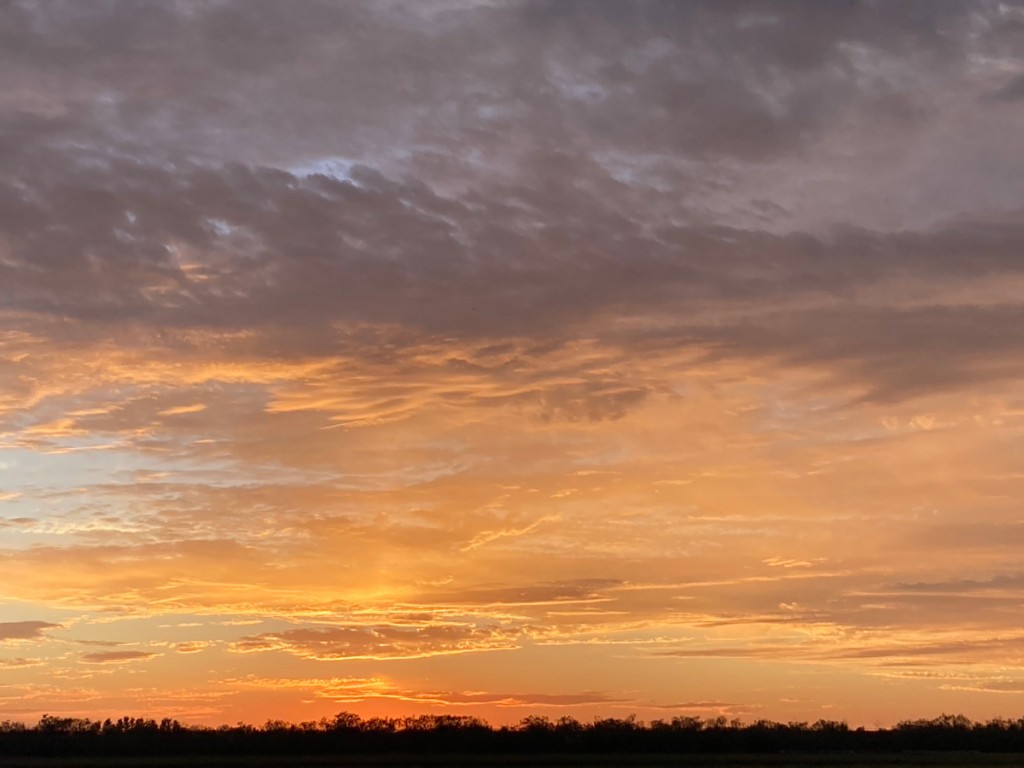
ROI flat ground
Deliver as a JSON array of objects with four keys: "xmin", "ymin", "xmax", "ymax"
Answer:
[{"xmin": 3, "ymin": 753, "xmax": 1024, "ymax": 768}]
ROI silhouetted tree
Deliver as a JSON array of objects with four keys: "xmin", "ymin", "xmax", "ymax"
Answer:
[{"xmin": 5, "ymin": 709, "xmax": 1024, "ymax": 758}]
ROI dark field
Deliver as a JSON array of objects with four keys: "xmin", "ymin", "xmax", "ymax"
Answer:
[{"xmin": 5, "ymin": 754, "xmax": 1024, "ymax": 768}]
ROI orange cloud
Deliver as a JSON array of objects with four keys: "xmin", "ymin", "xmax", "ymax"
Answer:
[{"xmin": 80, "ymin": 651, "xmax": 159, "ymax": 664}]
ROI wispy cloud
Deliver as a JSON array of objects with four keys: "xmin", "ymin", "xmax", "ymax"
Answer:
[
  {"xmin": 80, "ymin": 651, "xmax": 159, "ymax": 664},
  {"xmin": 231, "ymin": 623, "xmax": 525, "ymax": 661}
]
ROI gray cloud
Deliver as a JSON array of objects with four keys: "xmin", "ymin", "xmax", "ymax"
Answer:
[
  {"xmin": 0, "ymin": 621, "xmax": 60, "ymax": 641},
  {"xmin": 1, "ymin": 0, "xmax": 1023, "ymax": 413},
  {"xmin": 0, "ymin": 0, "xmax": 975, "ymax": 167},
  {"xmin": 4, "ymin": 156, "xmax": 1024, "ymax": 406}
]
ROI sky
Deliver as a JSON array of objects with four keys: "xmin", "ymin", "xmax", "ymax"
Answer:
[{"xmin": 3, "ymin": 0, "xmax": 1024, "ymax": 729}]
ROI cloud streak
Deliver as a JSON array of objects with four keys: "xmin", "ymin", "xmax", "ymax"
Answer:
[{"xmin": 0, "ymin": 622, "xmax": 60, "ymax": 641}]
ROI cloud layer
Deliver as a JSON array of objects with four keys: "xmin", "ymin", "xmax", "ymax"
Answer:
[{"xmin": 2, "ymin": 0, "xmax": 1024, "ymax": 727}]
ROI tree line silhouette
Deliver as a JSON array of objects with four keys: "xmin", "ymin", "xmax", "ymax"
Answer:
[{"xmin": 5, "ymin": 712, "xmax": 1024, "ymax": 757}]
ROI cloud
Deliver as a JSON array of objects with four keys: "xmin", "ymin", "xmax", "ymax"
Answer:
[
  {"xmin": 891, "ymin": 574, "xmax": 1024, "ymax": 594},
  {"xmin": 459, "ymin": 515, "xmax": 558, "ymax": 552},
  {"xmin": 80, "ymin": 650, "xmax": 159, "ymax": 664},
  {"xmin": 158, "ymin": 403, "xmax": 208, "ymax": 417},
  {"xmin": 419, "ymin": 580, "xmax": 623, "ymax": 608},
  {"xmin": 174, "ymin": 641, "xmax": 210, "ymax": 654},
  {"xmin": 0, "ymin": 621, "xmax": 60, "ymax": 641},
  {"xmin": 989, "ymin": 72, "xmax": 1024, "ymax": 101},
  {"xmin": 229, "ymin": 674, "xmax": 630, "ymax": 708},
  {"xmin": 651, "ymin": 628, "xmax": 1024, "ymax": 671},
  {"xmin": 0, "ymin": 657, "xmax": 44, "ymax": 668},
  {"xmin": 6, "ymin": 156, "xmax": 1024, "ymax": 424},
  {"xmin": 413, "ymin": 690, "xmax": 632, "ymax": 708},
  {"xmin": 647, "ymin": 704, "xmax": 737, "ymax": 716},
  {"xmin": 231, "ymin": 623, "xmax": 524, "ymax": 661},
  {"xmin": 940, "ymin": 680, "xmax": 1024, "ymax": 694}
]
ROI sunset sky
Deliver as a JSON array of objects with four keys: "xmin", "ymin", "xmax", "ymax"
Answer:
[{"xmin": 3, "ymin": 0, "xmax": 1024, "ymax": 728}]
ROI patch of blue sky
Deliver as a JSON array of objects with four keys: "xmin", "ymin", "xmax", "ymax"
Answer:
[
  {"xmin": 288, "ymin": 156, "xmax": 362, "ymax": 186},
  {"xmin": 0, "ymin": 444, "xmax": 159, "ymax": 495},
  {"xmin": 1, "ymin": 438, "xmax": 310, "ymax": 492}
]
